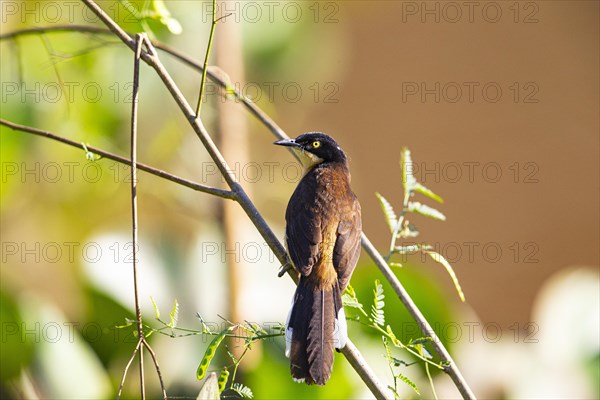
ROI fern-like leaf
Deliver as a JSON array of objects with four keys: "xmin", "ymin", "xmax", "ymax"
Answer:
[
  {"xmin": 231, "ymin": 383, "xmax": 254, "ymax": 399},
  {"xmin": 414, "ymin": 182, "xmax": 444, "ymax": 203},
  {"xmin": 150, "ymin": 296, "xmax": 160, "ymax": 320},
  {"xmin": 342, "ymin": 284, "xmax": 364, "ymax": 310},
  {"xmin": 371, "ymin": 280, "xmax": 385, "ymax": 326},
  {"xmin": 398, "ymin": 372, "xmax": 420, "ymax": 395},
  {"xmin": 375, "ymin": 192, "xmax": 398, "ymax": 234},
  {"xmin": 407, "ymin": 201, "xmax": 446, "ymax": 221},
  {"xmin": 401, "ymin": 147, "xmax": 417, "ymax": 196},
  {"xmin": 168, "ymin": 299, "xmax": 179, "ymax": 329}
]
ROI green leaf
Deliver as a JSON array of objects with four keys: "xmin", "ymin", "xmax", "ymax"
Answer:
[
  {"xmin": 115, "ymin": 318, "xmax": 135, "ymax": 329},
  {"xmin": 407, "ymin": 202, "xmax": 446, "ymax": 221},
  {"xmin": 408, "ymin": 337, "xmax": 433, "ymax": 346},
  {"xmin": 426, "ymin": 251, "xmax": 466, "ymax": 302},
  {"xmin": 343, "ymin": 285, "xmax": 363, "ymax": 310},
  {"xmin": 149, "ymin": 0, "xmax": 183, "ymax": 34},
  {"xmin": 414, "ymin": 182, "xmax": 444, "ymax": 203},
  {"xmin": 375, "ymin": 192, "xmax": 398, "ymax": 234},
  {"xmin": 81, "ymin": 143, "xmax": 100, "ymax": 161},
  {"xmin": 401, "ymin": 147, "xmax": 417, "ymax": 196},
  {"xmin": 385, "ymin": 325, "xmax": 402, "ymax": 347},
  {"xmin": 342, "ymin": 293, "xmax": 362, "ymax": 309},
  {"xmin": 419, "ymin": 345, "xmax": 433, "ymax": 360},
  {"xmin": 389, "ymin": 262, "xmax": 403, "ymax": 268},
  {"xmin": 231, "ymin": 383, "xmax": 254, "ymax": 399},
  {"xmin": 150, "ymin": 296, "xmax": 160, "ymax": 320},
  {"xmin": 168, "ymin": 299, "xmax": 179, "ymax": 329},
  {"xmin": 197, "ymin": 330, "xmax": 229, "ymax": 380},
  {"xmin": 118, "ymin": 1, "xmax": 143, "ymax": 19},
  {"xmin": 371, "ymin": 280, "xmax": 385, "ymax": 327},
  {"xmin": 410, "ymin": 339, "xmax": 434, "ymax": 359},
  {"xmin": 398, "ymin": 372, "xmax": 420, "ymax": 395}
]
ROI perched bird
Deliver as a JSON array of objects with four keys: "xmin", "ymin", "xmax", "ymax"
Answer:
[{"xmin": 275, "ymin": 132, "xmax": 362, "ymax": 385}]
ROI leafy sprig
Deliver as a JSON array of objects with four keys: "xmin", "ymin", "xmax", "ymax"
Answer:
[
  {"xmin": 343, "ymin": 282, "xmax": 445, "ymax": 397},
  {"xmin": 376, "ymin": 147, "xmax": 465, "ymax": 302},
  {"xmin": 145, "ymin": 300, "xmax": 282, "ymax": 398}
]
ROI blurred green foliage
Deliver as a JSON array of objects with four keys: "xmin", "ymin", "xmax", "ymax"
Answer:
[{"xmin": 0, "ymin": 291, "xmax": 34, "ymax": 382}]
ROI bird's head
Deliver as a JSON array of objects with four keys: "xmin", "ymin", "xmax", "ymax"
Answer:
[{"xmin": 274, "ymin": 132, "xmax": 347, "ymax": 171}]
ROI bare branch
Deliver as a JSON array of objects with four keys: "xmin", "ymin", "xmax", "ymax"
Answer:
[
  {"xmin": 130, "ymin": 33, "xmax": 146, "ymax": 400},
  {"xmin": 143, "ymin": 339, "xmax": 167, "ymax": 400},
  {"xmin": 117, "ymin": 340, "xmax": 142, "ymax": 399},
  {"xmin": 0, "ymin": 25, "xmax": 111, "ymax": 40},
  {"xmin": 0, "ymin": 119, "xmax": 236, "ymax": 200},
  {"xmin": 195, "ymin": 0, "xmax": 218, "ymax": 117}
]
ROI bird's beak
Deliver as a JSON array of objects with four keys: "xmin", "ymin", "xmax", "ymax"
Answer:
[{"xmin": 274, "ymin": 139, "xmax": 302, "ymax": 148}]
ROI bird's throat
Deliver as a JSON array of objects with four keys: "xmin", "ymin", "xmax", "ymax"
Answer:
[{"xmin": 293, "ymin": 148, "xmax": 325, "ymax": 174}]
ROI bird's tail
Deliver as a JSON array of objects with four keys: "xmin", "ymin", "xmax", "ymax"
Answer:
[{"xmin": 285, "ymin": 277, "xmax": 347, "ymax": 385}]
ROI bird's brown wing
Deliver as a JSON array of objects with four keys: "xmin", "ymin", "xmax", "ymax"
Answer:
[
  {"xmin": 285, "ymin": 176, "xmax": 322, "ymax": 276},
  {"xmin": 333, "ymin": 194, "xmax": 362, "ymax": 291}
]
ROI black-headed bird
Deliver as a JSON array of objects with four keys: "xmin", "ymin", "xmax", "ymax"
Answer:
[{"xmin": 275, "ymin": 132, "xmax": 362, "ymax": 385}]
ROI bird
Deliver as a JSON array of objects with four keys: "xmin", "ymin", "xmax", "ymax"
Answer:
[{"xmin": 274, "ymin": 132, "xmax": 362, "ymax": 385}]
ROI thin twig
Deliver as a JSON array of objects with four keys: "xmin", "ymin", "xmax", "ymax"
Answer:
[
  {"xmin": 0, "ymin": 119, "xmax": 236, "ymax": 200},
  {"xmin": 195, "ymin": 0, "xmax": 217, "ymax": 117},
  {"xmin": 0, "ymin": 25, "xmax": 111, "ymax": 39},
  {"xmin": 142, "ymin": 339, "xmax": 168, "ymax": 400},
  {"xmin": 117, "ymin": 339, "xmax": 142, "ymax": 399},
  {"xmin": 130, "ymin": 33, "xmax": 146, "ymax": 400},
  {"xmin": 37, "ymin": 33, "xmax": 69, "ymax": 116}
]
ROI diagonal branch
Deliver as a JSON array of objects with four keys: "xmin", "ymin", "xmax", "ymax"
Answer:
[
  {"xmin": 142, "ymin": 339, "xmax": 167, "ymax": 399},
  {"xmin": 0, "ymin": 119, "xmax": 236, "ymax": 200},
  {"xmin": 117, "ymin": 339, "xmax": 142, "ymax": 398}
]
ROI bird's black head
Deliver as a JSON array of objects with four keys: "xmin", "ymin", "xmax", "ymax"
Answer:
[{"xmin": 274, "ymin": 132, "xmax": 347, "ymax": 169}]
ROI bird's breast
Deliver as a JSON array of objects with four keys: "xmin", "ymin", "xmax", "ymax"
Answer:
[{"xmin": 306, "ymin": 164, "xmax": 352, "ymax": 289}]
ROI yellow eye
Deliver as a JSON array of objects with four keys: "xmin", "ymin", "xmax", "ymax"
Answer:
[{"xmin": 312, "ymin": 141, "xmax": 321, "ymax": 148}]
